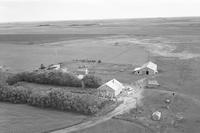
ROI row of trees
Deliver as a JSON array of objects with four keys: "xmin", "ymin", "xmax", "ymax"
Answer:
[
  {"xmin": 0, "ymin": 85, "xmax": 112, "ymax": 115},
  {"xmin": 7, "ymin": 70, "xmax": 102, "ymax": 88}
]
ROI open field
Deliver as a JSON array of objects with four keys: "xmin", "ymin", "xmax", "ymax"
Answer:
[
  {"xmin": 75, "ymin": 119, "xmax": 146, "ymax": 133},
  {"xmin": 1, "ymin": 17, "xmax": 200, "ymax": 133},
  {"xmin": 115, "ymin": 89, "xmax": 200, "ymax": 133},
  {"xmin": 0, "ymin": 102, "xmax": 86, "ymax": 133}
]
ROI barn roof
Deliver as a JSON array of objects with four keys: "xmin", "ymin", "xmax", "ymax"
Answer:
[
  {"xmin": 100, "ymin": 79, "xmax": 124, "ymax": 91},
  {"xmin": 134, "ymin": 61, "xmax": 158, "ymax": 72}
]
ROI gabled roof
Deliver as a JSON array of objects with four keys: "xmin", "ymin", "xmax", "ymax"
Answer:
[
  {"xmin": 100, "ymin": 79, "xmax": 124, "ymax": 91},
  {"xmin": 134, "ymin": 61, "xmax": 158, "ymax": 72}
]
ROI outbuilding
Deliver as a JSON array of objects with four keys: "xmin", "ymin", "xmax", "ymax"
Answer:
[
  {"xmin": 97, "ymin": 79, "xmax": 124, "ymax": 99},
  {"xmin": 134, "ymin": 61, "xmax": 158, "ymax": 75},
  {"xmin": 76, "ymin": 68, "xmax": 89, "ymax": 75},
  {"xmin": 47, "ymin": 64, "xmax": 61, "ymax": 70}
]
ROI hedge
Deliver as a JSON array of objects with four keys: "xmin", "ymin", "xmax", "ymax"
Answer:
[
  {"xmin": 0, "ymin": 85, "xmax": 111, "ymax": 115},
  {"xmin": 6, "ymin": 71, "xmax": 103, "ymax": 88}
]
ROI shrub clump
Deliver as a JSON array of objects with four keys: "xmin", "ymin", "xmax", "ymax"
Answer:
[
  {"xmin": 0, "ymin": 85, "xmax": 31, "ymax": 103},
  {"xmin": 82, "ymin": 75, "xmax": 102, "ymax": 88}
]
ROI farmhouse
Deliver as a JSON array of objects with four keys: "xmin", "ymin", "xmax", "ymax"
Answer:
[
  {"xmin": 97, "ymin": 79, "xmax": 124, "ymax": 99},
  {"xmin": 134, "ymin": 61, "xmax": 158, "ymax": 75}
]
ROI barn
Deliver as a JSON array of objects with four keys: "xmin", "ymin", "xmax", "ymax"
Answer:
[
  {"xmin": 97, "ymin": 79, "xmax": 124, "ymax": 99},
  {"xmin": 134, "ymin": 61, "xmax": 158, "ymax": 75}
]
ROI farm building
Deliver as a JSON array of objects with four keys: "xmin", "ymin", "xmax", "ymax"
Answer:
[
  {"xmin": 75, "ymin": 68, "xmax": 89, "ymax": 80},
  {"xmin": 76, "ymin": 68, "xmax": 89, "ymax": 75},
  {"xmin": 47, "ymin": 64, "xmax": 61, "ymax": 70},
  {"xmin": 97, "ymin": 79, "xmax": 124, "ymax": 99},
  {"xmin": 77, "ymin": 74, "xmax": 84, "ymax": 80},
  {"xmin": 134, "ymin": 61, "xmax": 158, "ymax": 75}
]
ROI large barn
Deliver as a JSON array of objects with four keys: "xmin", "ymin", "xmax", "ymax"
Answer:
[
  {"xmin": 134, "ymin": 61, "xmax": 158, "ymax": 75},
  {"xmin": 97, "ymin": 79, "xmax": 124, "ymax": 99}
]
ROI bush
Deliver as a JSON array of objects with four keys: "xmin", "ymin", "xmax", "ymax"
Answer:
[
  {"xmin": 98, "ymin": 60, "xmax": 102, "ymax": 63},
  {"xmin": 0, "ymin": 85, "xmax": 31, "ymax": 103},
  {"xmin": 28, "ymin": 91, "xmax": 51, "ymax": 108},
  {"xmin": 83, "ymin": 75, "xmax": 102, "ymax": 88}
]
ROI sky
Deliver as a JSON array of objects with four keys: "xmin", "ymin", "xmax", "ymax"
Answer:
[{"xmin": 0, "ymin": 0, "xmax": 200, "ymax": 22}]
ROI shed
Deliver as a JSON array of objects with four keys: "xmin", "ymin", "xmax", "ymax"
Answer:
[
  {"xmin": 97, "ymin": 79, "xmax": 124, "ymax": 99},
  {"xmin": 77, "ymin": 74, "xmax": 84, "ymax": 80},
  {"xmin": 134, "ymin": 61, "xmax": 158, "ymax": 75},
  {"xmin": 76, "ymin": 68, "xmax": 89, "ymax": 75}
]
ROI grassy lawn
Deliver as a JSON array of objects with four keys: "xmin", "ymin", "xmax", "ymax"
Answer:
[
  {"xmin": 0, "ymin": 102, "xmax": 86, "ymax": 133},
  {"xmin": 74, "ymin": 119, "xmax": 145, "ymax": 133},
  {"xmin": 115, "ymin": 89, "xmax": 200, "ymax": 133},
  {"xmin": 18, "ymin": 82, "xmax": 97, "ymax": 95}
]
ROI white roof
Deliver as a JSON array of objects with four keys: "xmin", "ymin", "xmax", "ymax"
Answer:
[
  {"xmin": 101, "ymin": 79, "xmax": 124, "ymax": 91},
  {"xmin": 134, "ymin": 61, "xmax": 158, "ymax": 72}
]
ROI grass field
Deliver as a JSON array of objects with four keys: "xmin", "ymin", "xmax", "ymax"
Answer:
[
  {"xmin": 1, "ymin": 17, "xmax": 200, "ymax": 133},
  {"xmin": 115, "ymin": 89, "xmax": 200, "ymax": 133},
  {"xmin": 0, "ymin": 102, "xmax": 86, "ymax": 133},
  {"xmin": 74, "ymin": 119, "xmax": 146, "ymax": 133}
]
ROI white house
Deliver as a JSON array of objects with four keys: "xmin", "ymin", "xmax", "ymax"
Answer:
[
  {"xmin": 97, "ymin": 79, "xmax": 124, "ymax": 99},
  {"xmin": 134, "ymin": 61, "xmax": 158, "ymax": 75}
]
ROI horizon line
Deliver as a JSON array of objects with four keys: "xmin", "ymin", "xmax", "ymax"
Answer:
[{"xmin": 1, "ymin": 15, "xmax": 200, "ymax": 24}]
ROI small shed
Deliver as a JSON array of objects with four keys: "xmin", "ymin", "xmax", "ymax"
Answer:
[
  {"xmin": 76, "ymin": 68, "xmax": 89, "ymax": 75},
  {"xmin": 134, "ymin": 61, "xmax": 158, "ymax": 75},
  {"xmin": 61, "ymin": 68, "xmax": 68, "ymax": 73},
  {"xmin": 97, "ymin": 79, "xmax": 124, "ymax": 99},
  {"xmin": 77, "ymin": 74, "xmax": 84, "ymax": 80}
]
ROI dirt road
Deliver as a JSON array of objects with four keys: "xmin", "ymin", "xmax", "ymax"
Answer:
[{"xmin": 50, "ymin": 85, "xmax": 143, "ymax": 133}]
